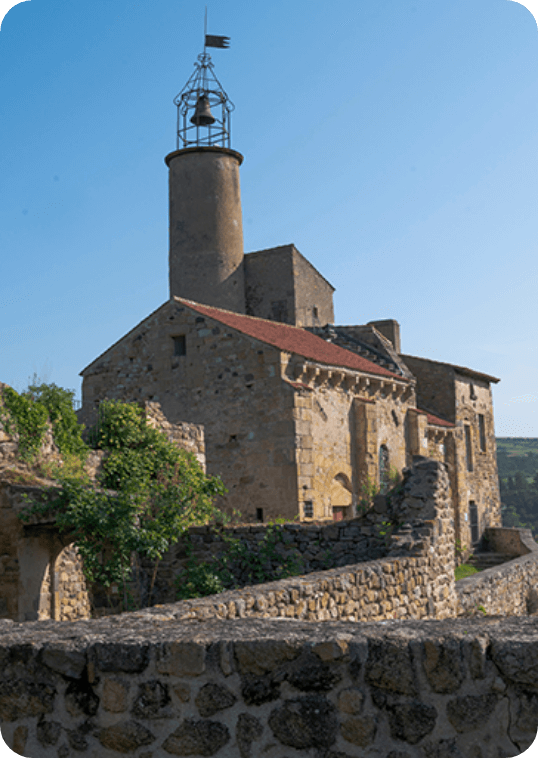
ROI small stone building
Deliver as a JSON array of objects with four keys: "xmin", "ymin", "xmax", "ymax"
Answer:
[{"xmin": 80, "ymin": 53, "xmax": 501, "ymax": 550}]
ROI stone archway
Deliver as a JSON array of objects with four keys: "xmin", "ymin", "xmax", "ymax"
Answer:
[{"xmin": 329, "ymin": 472, "xmax": 353, "ymax": 521}]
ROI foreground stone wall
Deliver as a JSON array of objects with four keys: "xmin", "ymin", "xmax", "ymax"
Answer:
[{"xmin": 1, "ymin": 615, "xmax": 537, "ymax": 757}]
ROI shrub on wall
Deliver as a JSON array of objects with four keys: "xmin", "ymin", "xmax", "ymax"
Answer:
[
  {"xmin": 0, "ymin": 380, "xmax": 86, "ymax": 464},
  {"xmin": 20, "ymin": 399, "xmax": 227, "ymax": 612}
]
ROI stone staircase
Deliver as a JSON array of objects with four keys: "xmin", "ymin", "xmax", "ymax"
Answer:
[{"xmin": 467, "ymin": 551, "xmax": 514, "ymax": 571}]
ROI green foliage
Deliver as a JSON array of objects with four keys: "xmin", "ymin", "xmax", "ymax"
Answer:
[
  {"xmin": 0, "ymin": 380, "xmax": 86, "ymax": 464},
  {"xmin": 494, "ymin": 438, "xmax": 538, "ymax": 539},
  {"xmin": 25, "ymin": 380, "xmax": 87, "ymax": 459},
  {"xmin": 20, "ymin": 399, "xmax": 227, "ymax": 612},
  {"xmin": 357, "ymin": 475, "xmax": 380, "ymax": 513},
  {"xmin": 357, "ymin": 467, "xmax": 401, "ymax": 515},
  {"xmin": 174, "ymin": 514, "xmax": 306, "ymax": 600},
  {"xmin": 455, "ymin": 563, "xmax": 480, "ymax": 581},
  {"xmin": 174, "ymin": 543, "xmax": 226, "ymax": 600},
  {"xmin": 0, "ymin": 386, "xmax": 49, "ymax": 461}
]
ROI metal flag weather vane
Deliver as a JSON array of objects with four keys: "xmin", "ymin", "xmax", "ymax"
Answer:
[
  {"xmin": 203, "ymin": 7, "xmax": 230, "ymax": 49},
  {"xmin": 173, "ymin": 9, "xmax": 234, "ymax": 150}
]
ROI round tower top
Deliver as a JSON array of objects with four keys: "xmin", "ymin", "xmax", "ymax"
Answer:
[{"xmin": 164, "ymin": 145, "xmax": 243, "ymax": 168}]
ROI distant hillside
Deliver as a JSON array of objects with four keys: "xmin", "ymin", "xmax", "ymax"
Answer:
[{"xmin": 496, "ymin": 438, "xmax": 538, "ymax": 537}]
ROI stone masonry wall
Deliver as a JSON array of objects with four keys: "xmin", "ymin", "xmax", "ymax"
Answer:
[
  {"xmin": 81, "ymin": 300, "xmax": 301, "ymax": 521},
  {"xmin": 140, "ymin": 513, "xmax": 388, "ymax": 609},
  {"xmin": 456, "ymin": 526, "xmax": 538, "ymax": 617},
  {"xmin": 129, "ymin": 457, "xmax": 454, "ymax": 617},
  {"xmin": 1, "ymin": 615, "xmax": 537, "ymax": 757},
  {"xmin": 127, "ymin": 458, "xmax": 458, "ymax": 624}
]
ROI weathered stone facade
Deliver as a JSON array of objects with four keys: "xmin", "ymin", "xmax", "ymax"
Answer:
[
  {"xmin": 244, "ymin": 244, "xmax": 335, "ymax": 328},
  {"xmin": 402, "ymin": 356, "xmax": 502, "ymax": 555},
  {"xmin": 80, "ymin": 298, "xmax": 439, "ymax": 524},
  {"xmin": 80, "ymin": 299, "xmax": 501, "ymax": 541}
]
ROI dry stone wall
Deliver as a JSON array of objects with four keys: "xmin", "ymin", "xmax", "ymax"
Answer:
[
  {"xmin": 1, "ymin": 615, "xmax": 537, "ymax": 757},
  {"xmin": 456, "ymin": 527, "xmax": 538, "ymax": 617},
  {"xmin": 140, "ymin": 513, "xmax": 389, "ymax": 608},
  {"xmin": 109, "ymin": 458, "xmax": 458, "ymax": 623}
]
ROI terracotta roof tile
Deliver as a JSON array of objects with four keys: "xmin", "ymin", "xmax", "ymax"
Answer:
[
  {"xmin": 175, "ymin": 297, "xmax": 405, "ymax": 380},
  {"xmin": 413, "ymin": 407, "xmax": 455, "ymax": 428}
]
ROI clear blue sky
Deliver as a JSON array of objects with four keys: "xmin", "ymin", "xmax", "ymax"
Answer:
[{"xmin": 0, "ymin": 0, "xmax": 537, "ymax": 436}]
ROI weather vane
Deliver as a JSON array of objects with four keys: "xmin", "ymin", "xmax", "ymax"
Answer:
[{"xmin": 173, "ymin": 9, "xmax": 233, "ymax": 150}]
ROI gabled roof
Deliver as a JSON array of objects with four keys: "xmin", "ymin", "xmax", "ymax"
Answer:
[
  {"xmin": 175, "ymin": 298, "xmax": 406, "ymax": 380},
  {"xmin": 401, "ymin": 354, "xmax": 500, "ymax": 385}
]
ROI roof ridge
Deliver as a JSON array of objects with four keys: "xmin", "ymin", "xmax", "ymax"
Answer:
[{"xmin": 175, "ymin": 297, "xmax": 406, "ymax": 381}]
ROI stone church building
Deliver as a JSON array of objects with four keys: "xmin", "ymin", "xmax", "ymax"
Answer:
[{"xmin": 80, "ymin": 51, "xmax": 501, "ymax": 551}]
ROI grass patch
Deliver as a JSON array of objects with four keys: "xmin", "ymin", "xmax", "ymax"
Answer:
[{"xmin": 455, "ymin": 563, "xmax": 480, "ymax": 581}]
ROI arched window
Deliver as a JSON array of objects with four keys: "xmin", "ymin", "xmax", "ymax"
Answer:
[{"xmin": 379, "ymin": 444, "xmax": 390, "ymax": 494}]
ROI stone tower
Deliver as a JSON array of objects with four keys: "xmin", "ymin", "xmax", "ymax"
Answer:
[{"xmin": 166, "ymin": 49, "xmax": 245, "ymax": 313}]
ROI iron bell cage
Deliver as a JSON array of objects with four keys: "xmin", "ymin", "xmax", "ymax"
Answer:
[{"xmin": 174, "ymin": 52, "xmax": 234, "ymax": 149}]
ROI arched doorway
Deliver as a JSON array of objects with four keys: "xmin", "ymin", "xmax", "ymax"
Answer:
[{"xmin": 331, "ymin": 472, "xmax": 353, "ymax": 521}]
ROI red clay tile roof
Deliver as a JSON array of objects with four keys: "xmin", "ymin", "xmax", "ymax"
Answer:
[
  {"xmin": 412, "ymin": 407, "xmax": 455, "ymax": 428},
  {"xmin": 425, "ymin": 413, "xmax": 454, "ymax": 428},
  {"xmin": 175, "ymin": 297, "xmax": 405, "ymax": 380}
]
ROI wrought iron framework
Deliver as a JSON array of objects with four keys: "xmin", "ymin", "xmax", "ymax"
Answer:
[{"xmin": 174, "ymin": 52, "xmax": 234, "ymax": 149}]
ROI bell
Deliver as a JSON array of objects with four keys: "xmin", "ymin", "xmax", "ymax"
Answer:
[{"xmin": 190, "ymin": 94, "xmax": 215, "ymax": 126}]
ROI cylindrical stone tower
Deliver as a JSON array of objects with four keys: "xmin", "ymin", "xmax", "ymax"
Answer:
[{"xmin": 165, "ymin": 145, "xmax": 246, "ymax": 313}]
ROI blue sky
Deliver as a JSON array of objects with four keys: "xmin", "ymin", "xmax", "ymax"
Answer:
[{"xmin": 0, "ymin": 0, "xmax": 537, "ymax": 436}]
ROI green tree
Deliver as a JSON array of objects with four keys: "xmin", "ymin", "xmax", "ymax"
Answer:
[
  {"xmin": 20, "ymin": 399, "xmax": 226, "ymax": 611},
  {"xmin": 514, "ymin": 471, "xmax": 527, "ymax": 491}
]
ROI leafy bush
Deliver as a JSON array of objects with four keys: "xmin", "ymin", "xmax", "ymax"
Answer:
[
  {"xmin": 0, "ymin": 386, "xmax": 49, "ymax": 461},
  {"xmin": 25, "ymin": 380, "xmax": 87, "ymax": 459},
  {"xmin": 20, "ymin": 398, "xmax": 227, "ymax": 612},
  {"xmin": 0, "ymin": 380, "xmax": 86, "ymax": 464}
]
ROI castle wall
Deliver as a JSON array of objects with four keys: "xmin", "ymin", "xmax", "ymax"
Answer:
[
  {"xmin": 138, "ymin": 514, "xmax": 389, "ymax": 608},
  {"xmin": 117, "ymin": 458, "xmax": 458, "ymax": 624}
]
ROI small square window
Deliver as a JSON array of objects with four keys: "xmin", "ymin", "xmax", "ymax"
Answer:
[
  {"xmin": 173, "ymin": 335, "xmax": 186, "ymax": 357},
  {"xmin": 256, "ymin": 508, "xmax": 264, "ymax": 523},
  {"xmin": 304, "ymin": 501, "xmax": 313, "ymax": 518}
]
